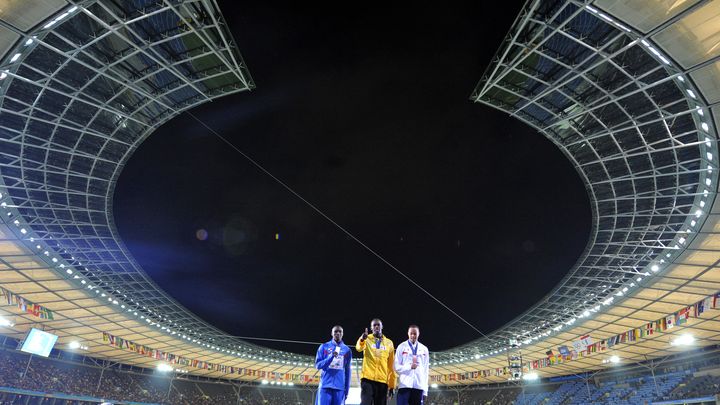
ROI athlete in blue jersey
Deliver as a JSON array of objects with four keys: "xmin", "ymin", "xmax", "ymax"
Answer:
[{"xmin": 316, "ymin": 325, "xmax": 352, "ymax": 405}]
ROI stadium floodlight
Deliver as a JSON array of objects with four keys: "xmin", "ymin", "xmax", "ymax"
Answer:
[
  {"xmin": 671, "ymin": 334, "xmax": 695, "ymax": 347},
  {"xmin": 523, "ymin": 373, "xmax": 539, "ymax": 381},
  {"xmin": 610, "ymin": 355, "xmax": 620, "ymax": 364},
  {"xmin": 261, "ymin": 380, "xmax": 269, "ymax": 385},
  {"xmin": 68, "ymin": 341, "xmax": 81, "ymax": 349},
  {"xmin": 156, "ymin": 364, "xmax": 173, "ymax": 372},
  {"xmin": 0, "ymin": 316, "xmax": 14, "ymax": 327}
]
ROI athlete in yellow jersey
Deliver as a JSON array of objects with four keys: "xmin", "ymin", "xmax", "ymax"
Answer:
[{"xmin": 356, "ymin": 318, "xmax": 395, "ymax": 405}]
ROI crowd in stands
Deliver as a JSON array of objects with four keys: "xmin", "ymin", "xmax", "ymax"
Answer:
[
  {"xmin": 511, "ymin": 369, "xmax": 720, "ymax": 405},
  {"xmin": 458, "ymin": 388, "xmax": 520, "ymax": 404},
  {"xmin": 0, "ymin": 349, "xmax": 312, "ymax": 404},
  {"xmin": 670, "ymin": 374, "xmax": 720, "ymax": 400},
  {"xmin": 1, "ymin": 346, "xmax": 720, "ymax": 404}
]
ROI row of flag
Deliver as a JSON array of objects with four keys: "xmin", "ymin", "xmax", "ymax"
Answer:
[
  {"xmin": 430, "ymin": 291, "xmax": 720, "ymax": 382},
  {"xmin": 0, "ymin": 286, "xmax": 54, "ymax": 320},
  {"xmin": 102, "ymin": 332, "xmax": 319, "ymax": 383}
]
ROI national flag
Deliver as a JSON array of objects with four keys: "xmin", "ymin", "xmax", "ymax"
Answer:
[
  {"xmin": 703, "ymin": 297, "xmax": 712, "ymax": 313},
  {"xmin": 694, "ymin": 300, "xmax": 705, "ymax": 317},
  {"xmin": 676, "ymin": 307, "xmax": 690, "ymax": 325},
  {"xmin": 665, "ymin": 315, "xmax": 675, "ymax": 329},
  {"xmin": 3, "ymin": 288, "xmax": 13, "ymax": 305}
]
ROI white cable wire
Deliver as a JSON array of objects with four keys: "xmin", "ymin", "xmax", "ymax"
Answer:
[
  {"xmin": 222, "ymin": 335, "xmax": 321, "ymax": 345},
  {"xmin": 185, "ymin": 111, "xmax": 486, "ymax": 338}
]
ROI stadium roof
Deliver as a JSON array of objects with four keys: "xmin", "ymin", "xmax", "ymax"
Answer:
[
  {"xmin": 431, "ymin": 0, "xmax": 720, "ymax": 383},
  {"xmin": 0, "ymin": 0, "xmax": 318, "ymax": 382},
  {"xmin": 0, "ymin": 0, "xmax": 719, "ymax": 385}
]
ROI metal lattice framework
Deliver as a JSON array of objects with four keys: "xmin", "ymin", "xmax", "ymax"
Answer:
[
  {"xmin": 0, "ymin": 0, "xmax": 315, "ymax": 363},
  {"xmin": 432, "ymin": 0, "xmax": 720, "ymax": 363}
]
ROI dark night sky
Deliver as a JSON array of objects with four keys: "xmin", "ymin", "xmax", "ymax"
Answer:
[{"xmin": 113, "ymin": 3, "xmax": 591, "ymax": 356}]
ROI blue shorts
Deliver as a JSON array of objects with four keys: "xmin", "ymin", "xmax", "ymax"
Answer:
[{"xmin": 318, "ymin": 387, "xmax": 345, "ymax": 405}]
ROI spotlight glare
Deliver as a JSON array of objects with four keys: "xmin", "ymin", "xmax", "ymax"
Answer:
[
  {"xmin": 156, "ymin": 364, "xmax": 173, "ymax": 372},
  {"xmin": 0, "ymin": 316, "xmax": 14, "ymax": 327},
  {"xmin": 671, "ymin": 334, "xmax": 695, "ymax": 346},
  {"xmin": 523, "ymin": 373, "xmax": 539, "ymax": 381}
]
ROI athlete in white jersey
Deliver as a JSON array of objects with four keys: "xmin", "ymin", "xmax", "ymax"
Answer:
[{"xmin": 393, "ymin": 325, "xmax": 429, "ymax": 405}]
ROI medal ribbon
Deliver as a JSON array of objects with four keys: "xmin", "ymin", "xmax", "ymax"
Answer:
[
  {"xmin": 375, "ymin": 336, "xmax": 382, "ymax": 349},
  {"xmin": 409, "ymin": 340, "xmax": 418, "ymax": 356}
]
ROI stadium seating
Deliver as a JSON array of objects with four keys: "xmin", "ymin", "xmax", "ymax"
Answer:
[
  {"xmin": 1, "ymin": 345, "xmax": 720, "ymax": 404},
  {"xmin": 0, "ymin": 348, "xmax": 309, "ymax": 404},
  {"xmin": 507, "ymin": 369, "xmax": 715, "ymax": 405},
  {"xmin": 457, "ymin": 388, "xmax": 520, "ymax": 404},
  {"xmin": 670, "ymin": 374, "xmax": 720, "ymax": 400}
]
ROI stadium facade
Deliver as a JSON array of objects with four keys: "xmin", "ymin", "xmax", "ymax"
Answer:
[{"xmin": 0, "ymin": 0, "xmax": 718, "ymax": 390}]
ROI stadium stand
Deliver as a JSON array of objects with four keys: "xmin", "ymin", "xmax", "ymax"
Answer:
[
  {"xmin": 509, "ymin": 370, "xmax": 720, "ymax": 405},
  {"xmin": 456, "ymin": 388, "xmax": 521, "ymax": 404},
  {"xmin": 0, "ymin": 348, "xmax": 314, "ymax": 404},
  {"xmin": 670, "ymin": 374, "xmax": 720, "ymax": 401},
  {"xmin": 426, "ymin": 389, "xmax": 459, "ymax": 405},
  {"xmin": 2, "ymin": 343, "xmax": 720, "ymax": 404}
]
